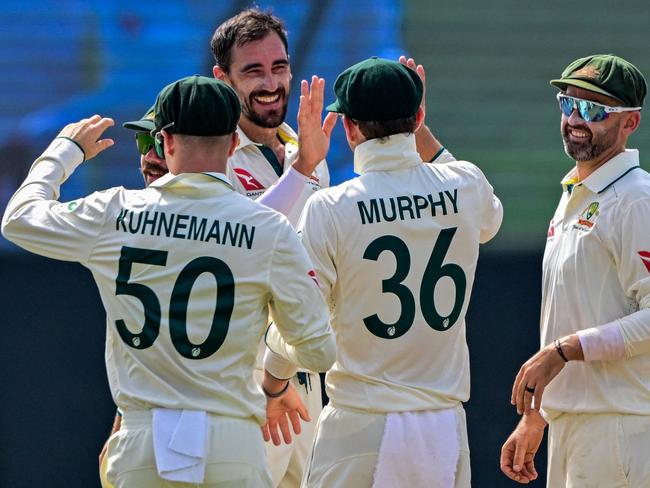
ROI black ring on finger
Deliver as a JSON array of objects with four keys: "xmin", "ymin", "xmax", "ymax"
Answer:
[{"xmin": 525, "ymin": 386, "xmax": 535, "ymax": 394}]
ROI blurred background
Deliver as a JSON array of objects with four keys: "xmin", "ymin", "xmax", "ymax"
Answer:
[{"xmin": 1, "ymin": 1, "xmax": 649, "ymax": 486}]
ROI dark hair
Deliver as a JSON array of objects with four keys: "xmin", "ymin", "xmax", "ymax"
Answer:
[
  {"xmin": 210, "ymin": 8, "xmax": 288, "ymax": 73},
  {"xmin": 355, "ymin": 115, "xmax": 418, "ymax": 141}
]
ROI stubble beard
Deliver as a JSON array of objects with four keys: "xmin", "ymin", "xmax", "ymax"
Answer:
[{"xmin": 562, "ymin": 123, "xmax": 617, "ymax": 162}]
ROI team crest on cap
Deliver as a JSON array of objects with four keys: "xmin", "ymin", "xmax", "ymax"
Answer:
[
  {"xmin": 574, "ymin": 202, "xmax": 599, "ymax": 231},
  {"xmin": 573, "ymin": 66, "xmax": 600, "ymax": 80}
]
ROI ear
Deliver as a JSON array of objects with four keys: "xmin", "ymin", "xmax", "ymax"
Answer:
[
  {"xmin": 342, "ymin": 116, "xmax": 363, "ymax": 149},
  {"xmin": 623, "ymin": 111, "xmax": 641, "ymax": 134},
  {"xmin": 213, "ymin": 65, "xmax": 228, "ymax": 81},
  {"xmin": 227, "ymin": 132, "xmax": 239, "ymax": 157},
  {"xmin": 414, "ymin": 106, "xmax": 425, "ymax": 132},
  {"xmin": 162, "ymin": 130, "xmax": 175, "ymax": 156}
]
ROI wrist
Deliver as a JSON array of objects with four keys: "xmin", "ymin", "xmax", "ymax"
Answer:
[
  {"xmin": 555, "ymin": 334, "xmax": 584, "ymax": 361},
  {"xmin": 262, "ymin": 380, "xmax": 290, "ymax": 398},
  {"xmin": 291, "ymin": 157, "xmax": 318, "ymax": 177}
]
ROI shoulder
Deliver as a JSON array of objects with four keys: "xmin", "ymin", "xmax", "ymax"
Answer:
[{"xmin": 425, "ymin": 159, "xmax": 491, "ymax": 185}]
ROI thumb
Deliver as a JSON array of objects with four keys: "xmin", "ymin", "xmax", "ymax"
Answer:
[{"xmin": 322, "ymin": 112, "xmax": 338, "ymax": 137}]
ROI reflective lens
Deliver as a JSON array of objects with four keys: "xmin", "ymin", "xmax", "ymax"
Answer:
[
  {"xmin": 135, "ymin": 132, "xmax": 156, "ymax": 155},
  {"xmin": 153, "ymin": 132, "xmax": 165, "ymax": 159},
  {"xmin": 557, "ymin": 94, "xmax": 609, "ymax": 122}
]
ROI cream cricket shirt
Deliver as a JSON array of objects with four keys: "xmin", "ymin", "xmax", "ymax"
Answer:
[
  {"xmin": 292, "ymin": 134, "xmax": 503, "ymax": 413},
  {"xmin": 541, "ymin": 149, "xmax": 650, "ymax": 417},
  {"xmin": 1, "ymin": 138, "xmax": 335, "ymax": 425},
  {"xmin": 227, "ymin": 123, "xmax": 329, "ymax": 228}
]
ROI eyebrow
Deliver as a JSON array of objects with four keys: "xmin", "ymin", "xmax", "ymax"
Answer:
[{"xmin": 240, "ymin": 58, "xmax": 289, "ymax": 72}]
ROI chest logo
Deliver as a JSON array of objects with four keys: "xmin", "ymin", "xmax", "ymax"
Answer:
[
  {"xmin": 639, "ymin": 251, "xmax": 650, "ymax": 274},
  {"xmin": 574, "ymin": 201, "xmax": 599, "ymax": 231},
  {"xmin": 233, "ymin": 168, "xmax": 265, "ymax": 191}
]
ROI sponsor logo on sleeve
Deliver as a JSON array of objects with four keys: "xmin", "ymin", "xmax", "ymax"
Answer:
[
  {"xmin": 639, "ymin": 251, "xmax": 650, "ymax": 274},
  {"xmin": 308, "ymin": 270, "xmax": 320, "ymax": 287},
  {"xmin": 547, "ymin": 219, "xmax": 555, "ymax": 239},
  {"xmin": 233, "ymin": 168, "xmax": 265, "ymax": 191}
]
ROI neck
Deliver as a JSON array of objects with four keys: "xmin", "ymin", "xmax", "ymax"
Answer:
[
  {"xmin": 239, "ymin": 116, "xmax": 282, "ymax": 148},
  {"xmin": 575, "ymin": 146, "xmax": 624, "ymax": 181}
]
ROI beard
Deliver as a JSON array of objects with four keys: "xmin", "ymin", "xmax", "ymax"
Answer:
[
  {"xmin": 562, "ymin": 122, "xmax": 618, "ymax": 161},
  {"xmin": 241, "ymin": 88, "xmax": 289, "ymax": 129}
]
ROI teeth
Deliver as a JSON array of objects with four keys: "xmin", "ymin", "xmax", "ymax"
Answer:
[
  {"xmin": 255, "ymin": 94, "xmax": 280, "ymax": 104},
  {"xmin": 570, "ymin": 129, "xmax": 590, "ymax": 138}
]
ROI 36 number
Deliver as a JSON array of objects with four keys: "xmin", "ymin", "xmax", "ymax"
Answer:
[
  {"xmin": 362, "ymin": 227, "xmax": 466, "ymax": 339},
  {"xmin": 115, "ymin": 246, "xmax": 234, "ymax": 359}
]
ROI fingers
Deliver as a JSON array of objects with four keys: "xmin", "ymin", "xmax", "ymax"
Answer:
[
  {"xmin": 296, "ymin": 399, "xmax": 310, "ymax": 422},
  {"xmin": 288, "ymin": 410, "xmax": 302, "ymax": 436},
  {"xmin": 261, "ymin": 424, "xmax": 270, "ymax": 443},
  {"xmin": 278, "ymin": 412, "xmax": 292, "ymax": 445}
]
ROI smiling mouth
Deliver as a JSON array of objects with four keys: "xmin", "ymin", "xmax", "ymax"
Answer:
[
  {"xmin": 252, "ymin": 91, "xmax": 283, "ymax": 105},
  {"xmin": 566, "ymin": 126, "xmax": 592, "ymax": 142}
]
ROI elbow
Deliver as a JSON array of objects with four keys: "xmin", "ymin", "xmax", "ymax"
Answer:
[{"xmin": 302, "ymin": 332, "xmax": 336, "ymax": 373}]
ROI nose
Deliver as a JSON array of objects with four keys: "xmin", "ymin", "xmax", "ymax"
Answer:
[
  {"xmin": 260, "ymin": 70, "xmax": 279, "ymax": 92},
  {"xmin": 146, "ymin": 146, "xmax": 164, "ymax": 162}
]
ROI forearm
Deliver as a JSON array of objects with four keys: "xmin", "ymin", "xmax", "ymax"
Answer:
[
  {"xmin": 414, "ymin": 124, "xmax": 444, "ymax": 162},
  {"xmin": 256, "ymin": 166, "xmax": 308, "ymax": 217},
  {"xmin": 576, "ymin": 307, "xmax": 650, "ymax": 360},
  {"xmin": 263, "ymin": 320, "xmax": 335, "ymax": 378},
  {"xmin": 2, "ymin": 138, "xmax": 83, "ymax": 248}
]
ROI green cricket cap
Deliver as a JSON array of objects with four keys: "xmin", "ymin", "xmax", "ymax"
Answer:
[
  {"xmin": 154, "ymin": 75, "xmax": 241, "ymax": 135},
  {"xmin": 550, "ymin": 54, "xmax": 647, "ymax": 108},
  {"xmin": 326, "ymin": 57, "xmax": 423, "ymax": 121},
  {"xmin": 122, "ymin": 105, "xmax": 156, "ymax": 132}
]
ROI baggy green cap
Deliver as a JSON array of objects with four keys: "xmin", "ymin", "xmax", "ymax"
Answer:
[
  {"xmin": 326, "ymin": 57, "xmax": 423, "ymax": 121},
  {"xmin": 154, "ymin": 75, "xmax": 241, "ymax": 135},
  {"xmin": 123, "ymin": 105, "xmax": 156, "ymax": 132},
  {"xmin": 550, "ymin": 54, "xmax": 646, "ymax": 108}
]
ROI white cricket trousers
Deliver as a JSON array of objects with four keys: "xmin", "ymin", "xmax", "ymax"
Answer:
[
  {"xmin": 104, "ymin": 409, "xmax": 273, "ymax": 488},
  {"xmin": 302, "ymin": 404, "xmax": 471, "ymax": 488},
  {"xmin": 547, "ymin": 412, "xmax": 650, "ymax": 487}
]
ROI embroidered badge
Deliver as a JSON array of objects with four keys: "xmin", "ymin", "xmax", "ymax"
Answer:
[{"xmin": 574, "ymin": 202, "xmax": 599, "ymax": 231}]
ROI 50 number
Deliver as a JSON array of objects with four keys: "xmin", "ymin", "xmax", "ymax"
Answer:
[{"xmin": 114, "ymin": 246, "xmax": 234, "ymax": 359}]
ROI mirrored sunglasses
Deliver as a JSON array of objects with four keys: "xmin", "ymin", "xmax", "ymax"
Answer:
[{"xmin": 557, "ymin": 93, "xmax": 642, "ymax": 123}]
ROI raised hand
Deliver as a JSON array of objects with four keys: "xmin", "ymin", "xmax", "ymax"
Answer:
[
  {"xmin": 293, "ymin": 76, "xmax": 338, "ymax": 177},
  {"xmin": 58, "ymin": 115, "xmax": 115, "ymax": 160},
  {"xmin": 399, "ymin": 56, "xmax": 426, "ymax": 118}
]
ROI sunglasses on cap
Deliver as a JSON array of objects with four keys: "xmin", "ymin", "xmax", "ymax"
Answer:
[{"xmin": 557, "ymin": 93, "xmax": 642, "ymax": 123}]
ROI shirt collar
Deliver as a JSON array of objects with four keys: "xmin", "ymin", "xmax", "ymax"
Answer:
[
  {"xmin": 149, "ymin": 171, "xmax": 233, "ymax": 190},
  {"xmin": 236, "ymin": 122, "xmax": 298, "ymax": 149},
  {"xmin": 353, "ymin": 133, "xmax": 420, "ymax": 175},
  {"xmin": 561, "ymin": 149, "xmax": 640, "ymax": 194}
]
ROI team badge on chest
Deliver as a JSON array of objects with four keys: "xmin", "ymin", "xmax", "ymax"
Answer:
[{"xmin": 573, "ymin": 201, "xmax": 600, "ymax": 231}]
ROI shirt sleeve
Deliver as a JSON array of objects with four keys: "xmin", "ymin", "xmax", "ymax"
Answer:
[
  {"xmin": 1, "ymin": 138, "xmax": 108, "ymax": 263},
  {"xmin": 462, "ymin": 161, "xmax": 503, "ymax": 244},
  {"xmin": 256, "ymin": 166, "xmax": 309, "ymax": 217},
  {"xmin": 609, "ymin": 196, "xmax": 650, "ymax": 358},
  {"xmin": 263, "ymin": 218, "xmax": 335, "ymax": 378}
]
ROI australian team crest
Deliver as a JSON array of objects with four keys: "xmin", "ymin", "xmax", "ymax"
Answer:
[{"xmin": 574, "ymin": 202, "xmax": 600, "ymax": 231}]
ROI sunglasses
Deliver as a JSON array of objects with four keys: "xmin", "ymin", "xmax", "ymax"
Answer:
[
  {"xmin": 557, "ymin": 93, "xmax": 642, "ymax": 123},
  {"xmin": 148, "ymin": 122, "xmax": 174, "ymax": 159},
  {"xmin": 135, "ymin": 132, "xmax": 156, "ymax": 156}
]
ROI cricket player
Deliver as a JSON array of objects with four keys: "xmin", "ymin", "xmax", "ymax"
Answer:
[
  {"xmin": 267, "ymin": 57, "xmax": 503, "ymax": 487},
  {"xmin": 501, "ymin": 55, "xmax": 650, "ymax": 486},
  {"xmin": 2, "ymin": 75, "xmax": 335, "ymax": 487}
]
